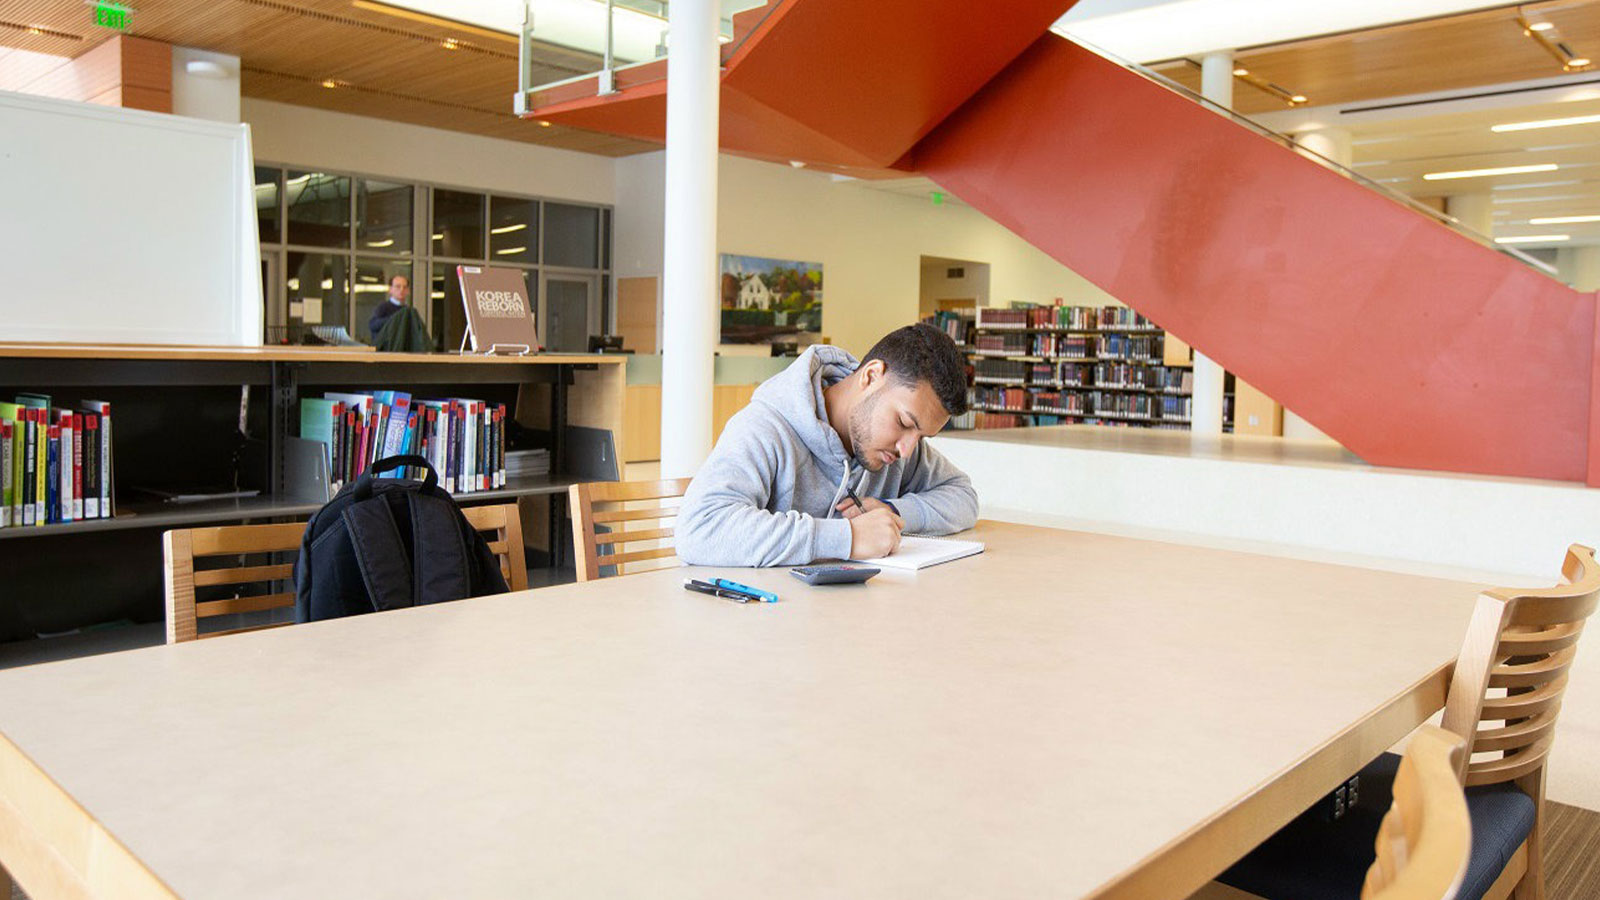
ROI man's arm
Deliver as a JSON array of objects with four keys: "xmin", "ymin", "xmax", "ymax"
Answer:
[
  {"xmin": 675, "ymin": 412, "xmax": 853, "ymax": 567},
  {"xmin": 886, "ymin": 439, "xmax": 978, "ymax": 535}
]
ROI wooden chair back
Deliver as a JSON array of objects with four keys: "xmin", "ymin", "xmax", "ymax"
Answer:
[
  {"xmin": 1362, "ymin": 725, "xmax": 1471, "ymax": 900},
  {"xmin": 1441, "ymin": 544, "xmax": 1600, "ymax": 787},
  {"xmin": 163, "ymin": 502, "xmax": 526, "ymax": 643},
  {"xmin": 568, "ymin": 478, "xmax": 693, "ymax": 582}
]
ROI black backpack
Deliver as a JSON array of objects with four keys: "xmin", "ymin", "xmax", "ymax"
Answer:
[{"xmin": 293, "ymin": 455, "xmax": 510, "ymax": 623}]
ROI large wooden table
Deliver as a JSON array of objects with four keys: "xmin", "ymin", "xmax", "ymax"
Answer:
[{"xmin": 0, "ymin": 521, "xmax": 1479, "ymax": 899}]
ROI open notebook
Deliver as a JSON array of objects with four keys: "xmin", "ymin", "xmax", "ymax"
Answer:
[{"xmin": 851, "ymin": 536, "xmax": 985, "ymax": 571}]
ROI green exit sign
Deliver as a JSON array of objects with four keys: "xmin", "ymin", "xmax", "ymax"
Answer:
[{"xmin": 93, "ymin": 2, "xmax": 131, "ymax": 29}]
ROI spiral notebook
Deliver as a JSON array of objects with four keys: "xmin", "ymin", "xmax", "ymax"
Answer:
[{"xmin": 851, "ymin": 536, "xmax": 985, "ymax": 571}]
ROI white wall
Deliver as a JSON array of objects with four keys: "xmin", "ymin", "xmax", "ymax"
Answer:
[
  {"xmin": 614, "ymin": 151, "xmax": 1116, "ymax": 356},
  {"xmin": 171, "ymin": 47, "xmax": 241, "ymax": 123},
  {"xmin": 919, "ymin": 258, "xmax": 990, "ymax": 315},
  {"xmin": 242, "ymin": 99, "xmax": 615, "ymax": 204}
]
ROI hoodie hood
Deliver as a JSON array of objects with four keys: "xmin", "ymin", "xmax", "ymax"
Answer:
[{"xmin": 749, "ymin": 344, "xmax": 858, "ymax": 480}]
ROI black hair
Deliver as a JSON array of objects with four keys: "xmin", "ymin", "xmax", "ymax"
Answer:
[{"xmin": 861, "ymin": 323, "xmax": 969, "ymax": 417}]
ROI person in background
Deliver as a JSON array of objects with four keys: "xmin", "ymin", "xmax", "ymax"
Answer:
[
  {"xmin": 676, "ymin": 323, "xmax": 978, "ymax": 567},
  {"xmin": 367, "ymin": 274, "xmax": 409, "ymax": 341}
]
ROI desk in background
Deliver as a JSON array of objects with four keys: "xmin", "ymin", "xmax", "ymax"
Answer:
[{"xmin": 0, "ymin": 521, "xmax": 1478, "ymax": 899}]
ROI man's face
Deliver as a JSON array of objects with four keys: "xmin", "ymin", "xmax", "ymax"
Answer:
[
  {"xmin": 846, "ymin": 367, "xmax": 951, "ymax": 472},
  {"xmin": 389, "ymin": 276, "xmax": 410, "ymax": 302}
]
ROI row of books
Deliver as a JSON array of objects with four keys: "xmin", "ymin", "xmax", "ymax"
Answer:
[
  {"xmin": 973, "ymin": 385, "xmax": 1191, "ymax": 421},
  {"xmin": 926, "ymin": 310, "xmax": 974, "ymax": 345},
  {"xmin": 1029, "ymin": 334, "xmax": 1095, "ymax": 358},
  {"xmin": 0, "ymin": 395, "xmax": 114, "ymax": 528},
  {"xmin": 976, "ymin": 359, "xmax": 1192, "ymax": 393},
  {"xmin": 972, "ymin": 333, "xmax": 1030, "ymax": 355},
  {"xmin": 300, "ymin": 391, "xmax": 508, "ymax": 496},
  {"xmin": 1097, "ymin": 307, "xmax": 1155, "ymax": 330},
  {"xmin": 971, "ymin": 305, "xmax": 1157, "ymax": 332},
  {"xmin": 1097, "ymin": 333, "xmax": 1164, "ymax": 362}
]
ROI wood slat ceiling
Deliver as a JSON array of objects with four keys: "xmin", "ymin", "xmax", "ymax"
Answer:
[
  {"xmin": 1153, "ymin": 1, "xmax": 1600, "ymax": 115},
  {"xmin": 0, "ymin": 0, "xmax": 661, "ymax": 156}
]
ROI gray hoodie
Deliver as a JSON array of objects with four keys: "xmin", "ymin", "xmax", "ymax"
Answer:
[{"xmin": 676, "ymin": 345, "xmax": 978, "ymax": 567}]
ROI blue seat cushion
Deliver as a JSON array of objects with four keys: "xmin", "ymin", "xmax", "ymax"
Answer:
[{"xmin": 1217, "ymin": 752, "xmax": 1536, "ymax": 900}]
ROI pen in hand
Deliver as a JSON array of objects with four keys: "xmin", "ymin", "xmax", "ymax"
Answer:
[{"xmin": 843, "ymin": 484, "xmax": 866, "ymax": 513}]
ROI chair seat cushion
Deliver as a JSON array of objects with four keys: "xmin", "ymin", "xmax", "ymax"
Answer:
[{"xmin": 1217, "ymin": 752, "xmax": 1536, "ymax": 900}]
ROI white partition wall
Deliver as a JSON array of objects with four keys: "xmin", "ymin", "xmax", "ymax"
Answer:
[{"xmin": 0, "ymin": 90, "xmax": 261, "ymax": 346}]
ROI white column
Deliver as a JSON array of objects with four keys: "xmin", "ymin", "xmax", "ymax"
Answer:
[
  {"xmin": 1281, "ymin": 127, "xmax": 1355, "ymax": 443},
  {"xmin": 659, "ymin": 0, "xmax": 720, "ymax": 478},
  {"xmin": 1190, "ymin": 50, "xmax": 1233, "ymax": 438},
  {"xmin": 1444, "ymin": 193, "xmax": 1494, "ymax": 240}
]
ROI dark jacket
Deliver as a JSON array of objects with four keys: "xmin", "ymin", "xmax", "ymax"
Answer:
[
  {"xmin": 368, "ymin": 299, "xmax": 403, "ymax": 340},
  {"xmin": 373, "ymin": 305, "xmax": 432, "ymax": 353}
]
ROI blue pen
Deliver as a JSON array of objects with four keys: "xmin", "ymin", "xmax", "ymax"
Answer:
[{"xmin": 708, "ymin": 577, "xmax": 780, "ymax": 603}]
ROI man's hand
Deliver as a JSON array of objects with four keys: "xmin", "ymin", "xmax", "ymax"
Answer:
[
  {"xmin": 836, "ymin": 496, "xmax": 894, "ymax": 520},
  {"xmin": 848, "ymin": 507, "xmax": 904, "ymax": 559}
]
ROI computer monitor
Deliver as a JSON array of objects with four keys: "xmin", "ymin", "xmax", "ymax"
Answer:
[{"xmin": 587, "ymin": 335, "xmax": 626, "ymax": 353}]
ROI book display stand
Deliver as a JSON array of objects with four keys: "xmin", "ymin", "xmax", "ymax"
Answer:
[{"xmin": 457, "ymin": 266, "xmax": 541, "ymax": 357}]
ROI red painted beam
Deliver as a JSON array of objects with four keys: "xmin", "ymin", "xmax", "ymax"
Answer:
[
  {"xmin": 1591, "ymin": 292, "xmax": 1600, "ymax": 487},
  {"xmin": 912, "ymin": 37, "xmax": 1597, "ymax": 482}
]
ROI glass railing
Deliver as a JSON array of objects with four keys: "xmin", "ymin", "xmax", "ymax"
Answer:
[
  {"xmin": 1055, "ymin": 35, "xmax": 1560, "ymax": 278},
  {"xmin": 516, "ymin": 0, "xmax": 776, "ymax": 109}
]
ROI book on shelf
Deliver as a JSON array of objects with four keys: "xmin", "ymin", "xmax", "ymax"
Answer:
[
  {"xmin": 0, "ymin": 396, "xmax": 114, "ymax": 527},
  {"xmin": 298, "ymin": 392, "xmax": 510, "ymax": 498},
  {"xmin": 78, "ymin": 400, "xmax": 113, "ymax": 518}
]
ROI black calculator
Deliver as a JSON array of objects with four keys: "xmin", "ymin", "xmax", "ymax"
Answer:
[{"xmin": 789, "ymin": 564, "xmax": 880, "ymax": 585}]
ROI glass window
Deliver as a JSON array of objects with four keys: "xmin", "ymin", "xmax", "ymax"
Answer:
[
  {"xmin": 254, "ymin": 166, "xmax": 281, "ymax": 244},
  {"xmin": 542, "ymin": 202, "xmax": 600, "ymax": 269},
  {"xmin": 431, "ymin": 262, "xmax": 466, "ymax": 352},
  {"xmin": 285, "ymin": 171, "xmax": 351, "ymax": 248},
  {"xmin": 285, "ymin": 252, "xmax": 350, "ymax": 336},
  {"xmin": 357, "ymin": 179, "xmax": 414, "ymax": 256},
  {"xmin": 602, "ymin": 208, "xmax": 612, "ymax": 270},
  {"xmin": 489, "ymin": 195, "xmax": 538, "ymax": 264},
  {"xmin": 354, "ymin": 258, "xmax": 417, "ymax": 344},
  {"xmin": 432, "ymin": 189, "xmax": 485, "ymax": 259}
]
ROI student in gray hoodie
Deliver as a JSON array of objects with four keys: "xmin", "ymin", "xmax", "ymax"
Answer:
[{"xmin": 677, "ymin": 323, "xmax": 978, "ymax": 567}]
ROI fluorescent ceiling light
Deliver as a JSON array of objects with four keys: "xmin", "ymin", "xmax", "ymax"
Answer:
[
  {"xmin": 490, "ymin": 223, "xmax": 526, "ymax": 234},
  {"xmin": 1530, "ymin": 214, "xmax": 1600, "ymax": 224},
  {"xmin": 1495, "ymin": 234, "xmax": 1570, "ymax": 243},
  {"xmin": 1490, "ymin": 179, "xmax": 1582, "ymax": 191},
  {"xmin": 495, "ymin": 246, "xmax": 527, "ymax": 255},
  {"xmin": 1492, "ymin": 113, "xmax": 1600, "ymax": 132},
  {"xmin": 365, "ymin": 239, "xmax": 395, "ymax": 247},
  {"xmin": 1051, "ymin": 0, "xmax": 1509, "ymax": 64},
  {"xmin": 1423, "ymin": 163, "xmax": 1559, "ymax": 180}
]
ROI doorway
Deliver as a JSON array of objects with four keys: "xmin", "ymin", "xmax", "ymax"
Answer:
[
  {"xmin": 541, "ymin": 272, "xmax": 601, "ymax": 352},
  {"xmin": 918, "ymin": 255, "xmax": 991, "ymax": 318}
]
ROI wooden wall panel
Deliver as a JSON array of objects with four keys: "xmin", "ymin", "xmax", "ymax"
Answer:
[
  {"xmin": 1232, "ymin": 379, "xmax": 1283, "ymax": 437},
  {"xmin": 623, "ymin": 384, "xmax": 662, "ymax": 463},
  {"xmin": 616, "ymin": 276, "xmax": 658, "ymax": 354},
  {"xmin": 0, "ymin": 36, "xmax": 169, "ymax": 112}
]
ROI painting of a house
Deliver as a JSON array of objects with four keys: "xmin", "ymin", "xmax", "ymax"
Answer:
[{"xmin": 719, "ymin": 253, "xmax": 823, "ymax": 344}]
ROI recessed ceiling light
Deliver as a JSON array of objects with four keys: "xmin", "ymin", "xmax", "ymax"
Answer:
[
  {"xmin": 441, "ymin": 38, "xmax": 459, "ymax": 50},
  {"xmin": 1232, "ymin": 67, "xmax": 1248, "ymax": 76},
  {"xmin": 1289, "ymin": 94, "xmax": 1308, "ymax": 104},
  {"xmin": 321, "ymin": 79, "xmax": 339, "ymax": 89},
  {"xmin": 1423, "ymin": 163, "xmax": 1559, "ymax": 180},
  {"xmin": 1569, "ymin": 57, "xmax": 1592, "ymax": 68},
  {"xmin": 538, "ymin": 120, "xmax": 552, "ymax": 127},
  {"xmin": 1528, "ymin": 21, "xmax": 1555, "ymax": 32},
  {"xmin": 1495, "ymin": 234, "xmax": 1570, "ymax": 244},
  {"xmin": 1529, "ymin": 214, "xmax": 1600, "ymax": 224},
  {"xmin": 1492, "ymin": 114, "xmax": 1600, "ymax": 132}
]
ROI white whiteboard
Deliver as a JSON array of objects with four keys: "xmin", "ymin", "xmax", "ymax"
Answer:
[{"xmin": 0, "ymin": 90, "xmax": 261, "ymax": 346}]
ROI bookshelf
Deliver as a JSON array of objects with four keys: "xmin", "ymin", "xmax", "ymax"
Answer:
[
  {"xmin": 928, "ymin": 305, "xmax": 1193, "ymax": 433},
  {"xmin": 0, "ymin": 344, "xmax": 626, "ymax": 645}
]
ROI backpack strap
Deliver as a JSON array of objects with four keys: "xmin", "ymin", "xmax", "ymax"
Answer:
[
  {"xmin": 409, "ymin": 490, "xmax": 474, "ymax": 605},
  {"xmin": 341, "ymin": 496, "xmax": 415, "ymax": 612}
]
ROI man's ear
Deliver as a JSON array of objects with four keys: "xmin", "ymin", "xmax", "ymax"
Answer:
[{"xmin": 858, "ymin": 358, "xmax": 887, "ymax": 388}]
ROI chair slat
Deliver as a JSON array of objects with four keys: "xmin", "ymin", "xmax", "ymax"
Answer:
[
  {"xmin": 599, "ymin": 526, "xmax": 674, "ymax": 545},
  {"xmin": 1472, "ymin": 713, "xmax": 1557, "ymax": 753},
  {"xmin": 189, "ymin": 523, "xmax": 306, "ymax": 556},
  {"xmin": 1498, "ymin": 622, "xmax": 1584, "ymax": 656},
  {"xmin": 1465, "ymin": 734, "xmax": 1557, "ymax": 786},
  {"xmin": 1487, "ymin": 645, "xmax": 1576, "ymax": 689},
  {"xmin": 200, "ymin": 622, "xmax": 293, "ymax": 640},
  {"xmin": 586, "ymin": 478, "xmax": 693, "ymax": 503},
  {"xmin": 196, "ymin": 592, "xmax": 294, "ymax": 618},
  {"xmin": 1479, "ymin": 677, "xmax": 1566, "ymax": 721},
  {"xmin": 592, "ymin": 506, "xmax": 680, "ymax": 525},
  {"xmin": 597, "ymin": 546, "xmax": 678, "ymax": 567},
  {"xmin": 192, "ymin": 563, "xmax": 295, "ymax": 588}
]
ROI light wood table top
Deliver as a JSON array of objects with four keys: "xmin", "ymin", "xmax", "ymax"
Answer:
[{"xmin": 0, "ymin": 521, "xmax": 1480, "ymax": 899}]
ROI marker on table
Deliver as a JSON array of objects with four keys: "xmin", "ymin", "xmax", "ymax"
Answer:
[
  {"xmin": 707, "ymin": 577, "xmax": 779, "ymax": 603},
  {"xmin": 683, "ymin": 579, "xmax": 754, "ymax": 603}
]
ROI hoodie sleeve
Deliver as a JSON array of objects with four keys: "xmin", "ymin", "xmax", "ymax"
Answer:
[
  {"xmin": 886, "ymin": 438, "xmax": 978, "ymax": 536},
  {"xmin": 675, "ymin": 410, "xmax": 854, "ymax": 567}
]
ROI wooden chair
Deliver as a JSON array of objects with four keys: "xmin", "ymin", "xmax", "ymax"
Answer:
[
  {"xmin": 1212, "ymin": 544, "xmax": 1599, "ymax": 900},
  {"xmin": 163, "ymin": 502, "xmax": 528, "ymax": 643},
  {"xmin": 568, "ymin": 478, "xmax": 692, "ymax": 582},
  {"xmin": 1364, "ymin": 725, "xmax": 1472, "ymax": 900}
]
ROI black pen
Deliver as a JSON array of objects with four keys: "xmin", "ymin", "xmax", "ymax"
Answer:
[
  {"xmin": 843, "ymin": 483, "xmax": 866, "ymax": 513},
  {"xmin": 683, "ymin": 578, "xmax": 754, "ymax": 603}
]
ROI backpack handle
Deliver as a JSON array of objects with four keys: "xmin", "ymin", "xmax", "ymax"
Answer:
[{"xmin": 354, "ymin": 455, "xmax": 438, "ymax": 499}]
